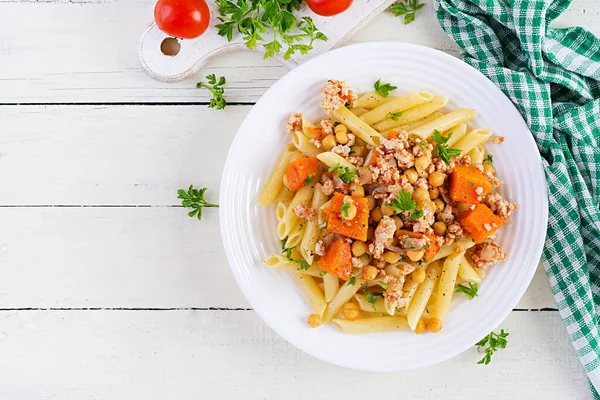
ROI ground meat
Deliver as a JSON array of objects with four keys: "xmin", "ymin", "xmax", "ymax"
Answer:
[
  {"xmin": 470, "ymin": 242, "xmax": 506, "ymax": 269},
  {"xmin": 484, "ymin": 192, "xmax": 517, "ymax": 220},
  {"xmin": 293, "ymin": 204, "xmax": 316, "ymax": 220},
  {"xmin": 320, "ymin": 119, "xmax": 334, "ymax": 135},
  {"xmin": 380, "ymin": 138, "xmax": 404, "ymax": 152},
  {"xmin": 315, "ymin": 240, "xmax": 326, "ymax": 257},
  {"xmin": 414, "ymin": 177, "xmax": 429, "ymax": 189},
  {"xmin": 286, "ymin": 112, "xmax": 302, "ymax": 134},
  {"xmin": 394, "ymin": 149, "xmax": 414, "ymax": 169},
  {"xmin": 309, "ymin": 137, "xmax": 322, "ymax": 148},
  {"xmin": 346, "ymin": 133, "xmax": 356, "ymax": 147},
  {"xmin": 438, "ymin": 205, "xmax": 455, "ymax": 224},
  {"xmin": 398, "ymin": 234, "xmax": 428, "ymax": 250},
  {"xmin": 491, "ymin": 136, "xmax": 504, "ymax": 144},
  {"xmin": 412, "ymin": 205, "xmax": 435, "ymax": 234},
  {"xmin": 379, "ymin": 272, "xmax": 408, "ymax": 310},
  {"xmin": 455, "ymin": 154, "xmax": 471, "ymax": 166},
  {"xmin": 332, "ymin": 144, "xmax": 351, "ymax": 157},
  {"xmin": 369, "ymin": 216, "xmax": 396, "ymax": 259},
  {"xmin": 445, "ymin": 222, "xmax": 463, "ymax": 244},
  {"xmin": 321, "ymin": 79, "xmax": 358, "ymax": 114},
  {"xmin": 483, "ymin": 170, "xmax": 501, "ymax": 187},
  {"xmin": 320, "ymin": 176, "xmax": 334, "ymax": 196},
  {"xmin": 347, "ymin": 156, "xmax": 364, "ymax": 166}
]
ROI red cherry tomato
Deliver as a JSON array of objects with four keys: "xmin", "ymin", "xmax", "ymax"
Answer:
[
  {"xmin": 154, "ymin": 0, "xmax": 210, "ymax": 39},
  {"xmin": 306, "ymin": 0, "xmax": 354, "ymax": 16}
]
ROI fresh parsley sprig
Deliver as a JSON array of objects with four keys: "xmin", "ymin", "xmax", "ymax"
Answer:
[
  {"xmin": 177, "ymin": 185, "xmax": 219, "ymax": 220},
  {"xmin": 196, "ymin": 74, "xmax": 227, "ymax": 110},
  {"xmin": 377, "ymin": 281, "xmax": 389, "ymax": 290},
  {"xmin": 485, "ymin": 154, "xmax": 493, "ymax": 163},
  {"xmin": 389, "ymin": 0, "xmax": 425, "ymax": 24},
  {"xmin": 364, "ymin": 289, "xmax": 381, "ymax": 311},
  {"xmin": 215, "ymin": 0, "xmax": 327, "ymax": 60},
  {"xmin": 347, "ymin": 276, "xmax": 356, "ymax": 286},
  {"xmin": 328, "ymin": 162, "xmax": 357, "ymax": 185},
  {"xmin": 374, "ymin": 78, "xmax": 398, "ymax": 97},
  {"xmin": 388, "ymin": 190, "xmax": 423, "ymax": 220},
  {"xmin": 432, "ymin": 129, "xmax": 462, "ymax": 165},
  {"xmin": 476, "ymin": 329, "xmax": 509, "ymax": 365},
  {"xmin": 386, "ymin": 111, "xmax": 403, "ymax": 121},
  {"xmin": 455, "ymin": 282, "xmax": 479, "ymax": 300},
  {"xmin": 281, "ymin": 241, "xmax": 310, "ymax": 270}
]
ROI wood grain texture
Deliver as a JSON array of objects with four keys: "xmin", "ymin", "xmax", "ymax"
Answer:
[
  {"xmin": 0, "ymin": 0, "xmax": 596, "ymax": 103},
  {"xmin": 0, "ymin": 310, "xmax": 592, "ymax": 400}
]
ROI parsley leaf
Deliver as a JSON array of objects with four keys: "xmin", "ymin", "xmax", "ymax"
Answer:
[
  {"xmin": 432, "ymin": 129, "xmax": 462, "ymax": 165},
  {"xmin": 281, "ymin": 241, "xmax": 310, "ymax": 270},
  {"xmin": 196, "ymin": 74, "xmax": 228, "ymax": 110},
  {"xmin": 389, "ymin": 0, "xmax": 425, "ymax": 24},
  {"xmin": 374, "ymin": 78, "xmax": 398, "ymax": 98},
  {"xmin": 177, "ymin": 185, "xmax": 219, "ymax": 220},
  {"xmin": 215, "ymin": 1, "xmax": 327, "ymax": 60},
  {"xmin": 328, "ymin": 162, "xmax": 357, "ymax": 184},
  {"xmin": 476, "ymin": 329, "xmax": 509, "ymax": 365},
  {"xmin": 410, "ymin": 209, "xmax": 424, "ymax": 220},
  {"xmin": 320, "ymin": 270, "xmax": 327, "ymax": 276},
  {"xmin": 456, "ymin": 282, "xmax": 479, "ymax": 300},
  {"xmin": 347, "ymin": 276, "xmax": 356, "ymax": 286},
  {"xmin": 485, "ymin": 154, "xmax": 493, "ymax": 163},
  {"xmin": 418, "ymin": 140, "xmax": 427, "ymax": 151},
  {"xmin": 304, "ymin": 174, "xmax": 313, "ymax": 185},
  {"xmin": 388, "ymin": 190, "xmax": 418, "ymax": 214},
  {"xmin": 377, "ymin": 281, "xmax": 388, "ymax": 290},
  {"xmin": 385, "ymin": 111, "xmax": 403, "ymax": 121},
  {"xmin": 340, "ymin": 202, "xmax": 351, "ymax": 218},
  {"xmin": 364, "ymin": 289, "xmax": 381, "ymax": 311}
]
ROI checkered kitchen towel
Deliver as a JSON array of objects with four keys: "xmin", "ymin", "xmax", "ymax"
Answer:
[{"xmin": 434, "ymin": 0, "xmax": 600, "ymax": 396}]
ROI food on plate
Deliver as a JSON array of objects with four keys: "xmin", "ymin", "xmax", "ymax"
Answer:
[
  {"xmin": 306, "ymin": 0, "xmax": 354, "ymax": 16},
  {"xmin": 154, "ymin": 0, "xmax": 210, "ymax": 39},
  {"xmin": 260, "ymin": 79, "xmax": 517, "ymax": 334}
]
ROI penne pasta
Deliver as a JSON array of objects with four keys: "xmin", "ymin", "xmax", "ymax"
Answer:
[
  {"xmin": 401, "ymin": 279, "xmax": 421, "ymax": 313},
  {"xmin": 257, "ymin": 144, "xmax": 297, "ymax": 205},
  {"xmin": 323, "ymin": 273, "xmax": 340, "ymax": 303},
  {"xmin": 355, "ymin": 91, "xmax": 397, "ymax": 109},
  {"xmin": 273, "ymin": 187, "xmax": 295, "ymax": 203},
  {"xmin": 300, "ymin": 183, "xmax": 328, "ymax": 263},
  {"xmin": 350, "ymin": 107, "xmax": 369, "ymax": 116},
  {"xmin": 458, "ymin": 258, "xmax": 482, "ymax": 283},
  {"xmin": 409, "ymin": 108, "xmax": 478, "ymax": 138},
  {"xmin": 469, "ymin": 145, "xmax": 485, "ymax": 166},
  {"xmin": 316, "ymin": 151, "xmax": 356, "ymax": 170},
  {"xmin": 407, "ymin": 262, "xmax": 442, "ymax": 330},
  {"xmin": 374, "ymin": 95, "xmax": 449, "ymax": 132},
  {"xmin": 432, "ymin": 237, "xmax": 476, "ymax": 261},
  {"xmin": 301, "ymin": 117, "xmax": 319, "ymax": 139},
  {"xmin": 332, "ymin": 316, "xmax": 409, "ymax": 333},
  {"xmin": 444, "ymin": 123, "xmax": 468, "ymax": 147},
  {"xmin": 355, "ymin": 293, "xmax": 386, "ymax": 313},
  {"xmin": 275, "ymin": 201, "xmax": 287, "ymax": 222},
  {"xmin": 285, "ymin": 221, "xmax": 305, "ymax": 249},
  {"xmin": 264, "ymin": 254, "xmax": 323, "ymax": 277},
  {"xmin": 331, "ymin": 106, "xmax": 382, "ymax": 146},
  {"xmin": 360, "ymin": 91, "xmax": 435, "ymax": 126},
  {"xmin": 292, "ymin": 130, "xmax": 322, "ymax": 157},
  {"xmin": 294, "ymin": 272, "xmax": 327, "ymax": 316},
  {"xmin": 277, "ymin": 185, "xmax": 314, "ymax": 240},
  {"xmin": 392, "ymin": 111, "xmax": 445, "ymax": 135},
  {"xmin": 432, "ymin": 252, "xmax": 465, "ymax": 319},
  {"xmin": 322, "ymin": 270, "xmax": 366, "ymax": 324},
  {"xmin": 453, "ymin": 128, "xmax": 493, "ymax": 155}
]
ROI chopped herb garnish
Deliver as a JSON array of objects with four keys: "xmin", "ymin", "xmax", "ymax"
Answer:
[
  {"xmin": 385, "ymin": 111, "xmax": 403, "ymax": 121},
  {"xmin": 410, "ymin": 209, "xmax": 424, "ymax": 220},
  {"xmin": 196, "ymin": 74, "xmax": 228, "ymax": 110},
  {"xmin": 468, "ymin": 181, "xmax": 475, "ymax": 187},
  {"xmin": 432, "ymin": 129, "xmax": 462, "ymax": 165},
  {"xmin": 476, "ymin": 329, "xmax": 509, "ymax": 365},
  {"xmin": 418, "ymin": 140, "xmax": 427, "ymax": 151},
  {"xmin": 340, "ymin": 202, "xmax": 351, "ymax": 218},
  {"xmin": 485, "ymin": 154, "xmax": 493, "ymax": 163},
  {"xmin": 455, "ymin": 282, "xmax": 479, "ymax": 300},
  {"xmin": 377, "ymin": 281, "xmax": 389, "ymax": 290},
  {"xmin": 348, "ymin": 276, "xmax": 356, "ymax": 286},
  {"xmin": 333, "ymin": 121, "xmax": 341, "ymax": 127},
  {"xmin": 320, "ymin": 270, "xmax": 327, "ymax": 276},
  {"xmin": 374, "ymin": 78, "xmax": 397, "ymax": 98},
  {"xmin": 328, "ymin": 162, "xmax": 356, "ymax": 184},
  {"xmin": 305, "ymin": 174, "xmax": 313, "ymax": 185},
  {"xmin": 422, "ymin": 257, "xmax": 429, "ymax": 264},
  {"xmin": 177, "ymin": 185, "xmax": 219, "ymax": 220},
  {"xmin": 389, "ymin": 0, "xmax": 425, "ymax": 24},
  {"xmin": 364, "ymin": 289, "xmax": 381, "ymax": 311},
  {"xmin": 282, "ymin": 242, "xmax": 310, "ymax": 270},
  {"xmin": 388, "ymin": 190, "xmax": 418, "ymax": 215}
]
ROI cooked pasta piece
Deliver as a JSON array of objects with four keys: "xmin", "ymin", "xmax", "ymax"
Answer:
[
  {"xmin": 330, "ymin": 106, "xmax": 382, "ymax": 146},
  {"xmin": 360, "ymin": 91, "xmax": 435, "ymax": 126},
  {"xmin": 355, "ymin": 91, "xmax": 396, "ymax": 109},
  {"xmin": 432, "ymin": 252, "xmax": 465, "ymax": 318},
  {"xmin": 264, "ymin": 254, "xmax": 323, "ymax": 277},
  {"xmin": 409, "ymin": 109, "xmax": 478, "ymax": 138},
  {"xmin": 323, "ymin": 273, "xmax": 340, "ymax": 302},
  {"xmin": 374, "ymin": 95, "xmax": 448, "ymax": 132},
  {"xmin": 300, "ymin": 183, "xmax": 328, "ymax": 263},
  {"xmin": 453, "ymin": 128, "xmax": 493, "ymax": 155},
  {"xmin": 277, "ymin": 185, "xmax": 314, "ymax": 240},
  {"xmin": 294, "ymin": 272, "xmax": 327, "ymax": 316},
  {"xmin": 355, "ymin": 293, "xmax": 387, "ymax": 313},
  {"xmin": 322, "ymin": 270, "xmax": 366, "ymax": 324},
  {"xmin": 316, "ymin": 151, "xmax": 355, "ymax": 170},
  {"xmin": 292, "ymin": 131, "xmax": 322, "ymax": 157},
  {"xmin": 458, "ymin": 257, "xmax": 482, "ymax": 283},
  {"xmin": 350, "ymin": 107, "xmax": 369, "ymax": 116},
  {"xmin": 469, "ymin": 145, "xmax": 485, "ymax": 165},
  {"xmin": 332, "ymin": 316, "xmax": 409, "ymax": 333},
  {"xmin": 407, "ymin": 262, "xmax": 442, "ymax": 330},
  {"xmin": 444, "ymin": 123, "xmax": 467, "ymax": 147},
  {"xmin": 257, "ymin": 144, "xmax": 297, "ymax": 205}
]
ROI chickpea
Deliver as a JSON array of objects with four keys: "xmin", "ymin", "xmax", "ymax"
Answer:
[
  {"xmin": 406, "ymin": 249, "xmax": 425, "ymax": 262},
  {"xmin": 367, "ymin": 226, "xmax": 375, "ymax": 241},
  {"xmin": 415, "ymin": 318, "xmax": 427, "ymax": 334},
  {"xmin": 366, "ymin": 195, "xmax": 376, "ymax": 211},
  {"xmin": 355, "ymin": 137, "xmax": 366, "ymax": 147},
  {"xmin": 427, "ymin": 317, "xmax": 443, "ymax": 333},
  {"xmin": 392, "ymin": 215, "xmax": 403, "ymax": 230},
  {"xmin": 362, "ymin": 265, "xmax": 378, "ymax": 281},
  {"xmin": 322, "ymin": 134, "xmax": 337, "ymax": 151},
  {"xmin": 429, "ymin": 187, "xmax": 439, "ymax": 200},
  {"xmin": 433, "ymin": 221, "xmax": 447, "ymax": 236},
  {"xmin": 404, "ymin": 168, "xmax": 418, "ymax": 184},
  {"xmin": 334, "ymin": 124, "xmax": 349, "ymax": 143},
  {"xmin": 352, "ymin": 185, "xmax": 365, "ymax": 198},
  {"xmin": 307, "ymin": 314, "xmax": 321, "ymax": 328},
  {"xmin": 342, "ymin": 302, "xmax": 361, "ymax": 321},
  {"xmin": 412, "ymin": 188, "xmax": 430, "ymax": 206},
  {"xmin": 371, "ymin": 207, "xmax": 383, "ymax": 222},
  {"xmin": 415, "ymin": 155, "xmax": 430, "ymax": 172},
  {"xmin": 456, "ymin": 201, "xmax": 472, "ymax": 214},
  {"xmin": 342, "ymin": 203, "xmax": 357, "ymax": 221},
  {"xmin": 351, "ymin": 145, "xmax": 366, "ymax": 158},
  {"xmin": 410, "ymin": 268, "xmax": 427, "ymax": 284},
  {"xmin": 352, "ymin": 241, "xmax": 368, "ymax": 257},
  {"xmin": 433, "ymin": 198, "xmax": 445, "ymax": 213},
  {"xmin": 358, "ymin": 253, "xmax": 371, "ymax": 266},
  {"xmin": 483, "ymin": 163, "xmax": 496, "ymax": 174},
  {"xmin": 381, "ymin": 203, "xmax": 395, "ymax": 216},
  {"xmin": 382, "ymin": 251, "xmax": 401, "ymax": 264},
  {"xmin": 428, "ymin": 171, "xmax": 446, "ymax": 187}
]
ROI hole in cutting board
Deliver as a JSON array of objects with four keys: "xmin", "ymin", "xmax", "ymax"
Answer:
[{"xmin": 160, "ymin": 37, "xmax": 181, "ymax": 57}]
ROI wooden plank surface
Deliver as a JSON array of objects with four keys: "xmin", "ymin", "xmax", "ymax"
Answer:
[{"xmin": 0, "ymin": 0, "xmax": 597, "ymax": 104}]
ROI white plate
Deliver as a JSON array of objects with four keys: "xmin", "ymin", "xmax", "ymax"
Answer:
[{"xmin": 220, "ymin": 42, "xmax": 548, "ymax": 371}]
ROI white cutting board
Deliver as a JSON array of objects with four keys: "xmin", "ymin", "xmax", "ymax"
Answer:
[{"xmin": 139, "ymin": 0, "xmax": 395, "ymax": 82}]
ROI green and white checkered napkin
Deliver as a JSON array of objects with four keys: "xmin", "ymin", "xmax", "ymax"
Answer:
[{"xmin": 434, "ymin": 0, "xmax": 600, "ymax": 395}]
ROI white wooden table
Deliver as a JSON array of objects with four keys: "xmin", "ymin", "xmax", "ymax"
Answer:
[{"xmin": 0, "ymin": 1, "xmax": 598, "ymax": 398}]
